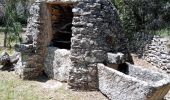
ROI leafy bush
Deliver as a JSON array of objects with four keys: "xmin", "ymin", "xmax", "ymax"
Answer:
[
  {"xmin": 0, "ymin": 17, "xmax": 4, "ymax": 26},
  {"xmin": 112, "ymin": 0, "xmax": 170, "ymax": 35}
]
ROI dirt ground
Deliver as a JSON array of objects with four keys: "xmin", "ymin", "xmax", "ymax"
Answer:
[
  {"xmin": 0, "ymin": 70, "xmax": 107, "ymax": 100},
  {"xmin": 131, "ymin": 53, "xmax": 153, "ymax": 68}
]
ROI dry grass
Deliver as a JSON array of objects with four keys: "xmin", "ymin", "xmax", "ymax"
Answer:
[
  {"xmin": 0, "ymin": 32, "xmax": 17, "ymax": 55},
  {"xmin": 0, "ymin": 71, "xmax": 107, "ymax": 100}
]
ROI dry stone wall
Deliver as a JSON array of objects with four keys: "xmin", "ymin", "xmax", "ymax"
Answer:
[
  {"xmin": 130, "ymin": 32, "xmax": 170, "ymax": 73},
  {"xmin": 15, "ymin": 1, "xmax": 44, "ymax": 79},
  {"xmin": 69, "ymin": 0, "xmax": 128, "ymax": 90},
  {"xmin": 143, "ymin": 36, "xmax": 170, "ymax": 73},
  {"xmin": 16, "ymin": 0, "xmax": 129, "ymax": 90}
]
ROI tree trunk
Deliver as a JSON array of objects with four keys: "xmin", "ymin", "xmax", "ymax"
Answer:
[{"xmin": 3, "ymin": 31, "xmax": 7, "ymax": 47}]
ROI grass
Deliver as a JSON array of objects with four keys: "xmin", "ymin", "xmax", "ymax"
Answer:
[
  {"xmin": 0, "ymin": 71, "xmax": 107, "ymax": 100},
  {"xmin": 0, "ymin": 29, "xmax": 107, "ymax": 100},
  {"xmin": 0, "ymin": 32, "xmax": 18, "ymax": 55},
  {"xmin": 150, "ymin": 25, "xmax": 170, "ymax": 37},
  {"xmin": 0, "ymin": 71, "xmax": 39, "ymax": 100}
]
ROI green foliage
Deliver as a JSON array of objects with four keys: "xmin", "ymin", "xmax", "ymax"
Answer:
[
  {"xmin": 150, "ymin": 25, "xmax": 170, "ymax": 37},
  {"xmin": 17, "ymin": 0, "xmax": 30, "ymax": 25},
  {"xmin": 3, "ymin": 0, "xmax": 25, "ymax": 47},
  {"xmin": 112, "ymin": 0, "xmax": 137, "ymax": 39},
  {"xmin": 112, "ymin": 0, "xmax": 170, "ymax": 36},
  {"xmin": 0, "ymin": 77, "xmax": 39, "ymax": 100}
]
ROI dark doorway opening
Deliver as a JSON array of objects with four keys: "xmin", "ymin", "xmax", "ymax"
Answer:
[{"xmin": 50, "ymin": 4, "xmax": 73, "ymax": 49}]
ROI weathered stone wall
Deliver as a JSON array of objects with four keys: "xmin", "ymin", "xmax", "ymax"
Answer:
[
  {"xmin": 69, "ymin": 0, "xmax": 127, "ymax": 90},
  {"xmin": 98, "ymin": 63, "xmax": 170, "ymax": 100},
  {"xmin": 16, "ymin": 0, "xmax": 128, "ymax": 90},
  {"xmin": 15, "ymin": 1, "xmax": 43, "ymax": 79},
  {"xmin": 15, "ymin": 0, "xmax": 51, "ymax": 79},
  {"xmin": 130, "ymin": 32, "xmax": 170, "ymax": 73},
  {"xmin": 143, "ymin": 36, "xmax": 170, "ymax": 73}
]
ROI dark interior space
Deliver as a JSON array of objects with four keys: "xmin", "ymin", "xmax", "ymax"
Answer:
[
  {"xmin": 118, "ymin": 63, "xmax": 129, "ymax": 74},
  {"xmin": 50, "ymin": 4, "xmax": 73, "ymax": 49}
]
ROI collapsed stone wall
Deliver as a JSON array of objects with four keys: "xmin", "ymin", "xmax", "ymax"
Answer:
[{"xmin": 130, "ymin": 32, "xmax": 170, "ymax": 73}]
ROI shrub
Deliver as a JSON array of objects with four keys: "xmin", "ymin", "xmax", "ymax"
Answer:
[{"xmin": 112, "ymin": 0, "xmax": 170, "ymax": 35}]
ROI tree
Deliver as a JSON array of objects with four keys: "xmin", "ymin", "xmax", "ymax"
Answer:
[
  {"xmin": 2, "ymin": 0, "xmax": 26, "ymax": 47},
  {"xmin": 112, "ymin": 0, "xmax": 170, "ymax": 34}
]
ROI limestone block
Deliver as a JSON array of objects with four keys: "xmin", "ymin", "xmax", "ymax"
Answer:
[
  {"xmin": 107, "ymin": 52, "xmax": 125, "ymax": 64},
  {"xmin": 98, "ymin": 63, "xmax": 170, "ymax": 100},
  {"xmin": 44, "ymin": 47, "xmax": 72, "ymax": 82}
]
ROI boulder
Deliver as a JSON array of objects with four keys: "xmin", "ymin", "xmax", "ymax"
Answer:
[
  {"xmin": 0, "ymin": 52, "xmax": 13, "ymax": 71},
  {"xmin": 44, "ymin": 47, "xmax": 72, "ymax": 82},
  {"xmin": 0, "ymin": 52, "xmax": 20, "ymax": 71},
  {"xmin": 107, "ymin": 52, "xmax": 125, "ymax": 64}
]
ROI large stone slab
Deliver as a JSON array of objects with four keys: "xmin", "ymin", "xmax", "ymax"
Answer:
[
  {"xmin": 44, "ymin": 47, "xmax": 72, "ymax": 82},
  {"xmin": 98, "ymin": 63, "xmax": 170, "ymax": 100}
]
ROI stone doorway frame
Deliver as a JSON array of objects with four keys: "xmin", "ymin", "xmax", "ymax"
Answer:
[{"xmin": 46, "ymin": 2, "xmax": 73, "ymax": 49}]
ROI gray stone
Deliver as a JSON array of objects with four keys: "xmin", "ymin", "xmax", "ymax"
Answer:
[
  {"xmin": 44, "ymin": 47, "xmax": 72, "ymax": 82},
  {"xmin": 0, "ymin": 52, "xmax": 16, "ymax": 71},
  {"xmin": 17, "ymin": 0, "xmax": 129, "ymax": 90},
  {"xmin": 107, "ymin": 52, "xmax": 125, "ymax": 64},
  {"xmin": 0, "ymin": 52, "xmax": 10, "ymax": 65},
  {"xmin": 130, "ymin": 32, "xmax": 170, "ymax": 73},
  {"xmin": 98, "ymin": 63, "xmax": 170, "ymax": 100}
]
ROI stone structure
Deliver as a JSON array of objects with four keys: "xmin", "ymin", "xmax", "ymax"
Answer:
[
  {"xmin": 16, "ymin": 0, "xmax": 128, "ymax": 90},
  {"xmin": 143, "ymin": 36, "xmax": 170, "ymax": 73},
  {"xmin": 44, "ymin": 47, "xmax": 71, "ymax": 82},
  {"xmin": 130, "ymin": 32, "xmax": 170, "ymax": 73},
  {"xmin": 15, "ymin": 0, "xmax": 170, "ymax": 99},
  {"xmin": 98, "ymin": 63, "xmax": 170, "ymax": 100}
]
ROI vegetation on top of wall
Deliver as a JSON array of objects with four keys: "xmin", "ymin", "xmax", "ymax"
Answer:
[{"xmin": 150, "ymin": 25, "xmax": 170, "ymax": 37}]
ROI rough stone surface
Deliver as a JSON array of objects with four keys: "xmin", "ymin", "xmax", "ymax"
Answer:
[
  {"xmin": 68, "ymin": 0, "xmax": 128, "ymax": 90},
  {"xmin": 98, "ymin": 63, "xmax": 170, "ymax": 100},
  {"xmin": 44, "ymin": 47, "xmax": 72, "ymax": 82},
  {"xmin": 15, "ymin": 0, "xmax": 46, "ymax": 79},
  {"xmin": 0, "ymin": 52, "xmax": 10, "ymax": 65},
  {"xmin": 107, "ymin": 52, "xmax": 125, "ymax": 64},
  {"xmin": 0, "ymin": 52, "xmax": 15, "ymax": 71},
  {"xmin": 16, "ymin": 0, "xmax": 129, "ymax": 90},
  {"xmin": 130, "ymin": 32, "xmax": 170, "ymax": 73}
]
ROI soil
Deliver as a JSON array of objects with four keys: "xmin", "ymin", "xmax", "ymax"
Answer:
[
  {"xmin": 131, "ymin": 53, "xmax": 153, "ymax": 68},
  {"xmin": 0, "ymin": 70, "xmax": 108, "ymax": 100}
]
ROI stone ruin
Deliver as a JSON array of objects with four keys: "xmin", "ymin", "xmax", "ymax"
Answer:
[
  {"xmin": 15, "ymin": 0, "xmax": 170, "ymax": 99},
  {"xmin": 16, "ymin": 0, "xmax": 128, "ymax": 89}
]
